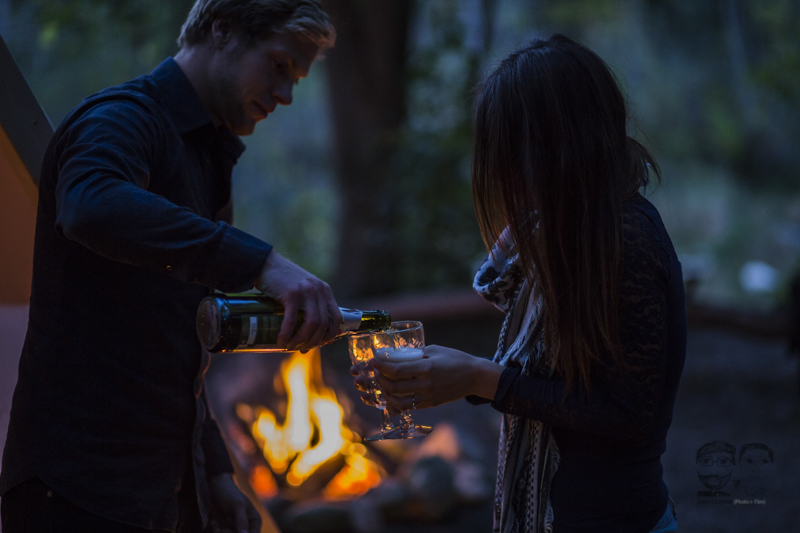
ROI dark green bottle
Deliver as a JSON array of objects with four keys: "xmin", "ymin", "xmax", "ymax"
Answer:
[{"xmin": 197, "ymin": 293, "xmax": 392, "ymax": 353}]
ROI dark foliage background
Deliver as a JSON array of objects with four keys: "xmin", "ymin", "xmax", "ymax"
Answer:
[
  {"xmin": 3, "ymin": 0, "xmax": 799, "ymax": 303},
  {"xmin": 4, "ymin": 2, "xmax": 800, "ymax": 531}
]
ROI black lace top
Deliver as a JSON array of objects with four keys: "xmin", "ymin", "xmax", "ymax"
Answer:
[{"xmin": 488, "ymin": 194, "xmax": 687, "ymax": 532}]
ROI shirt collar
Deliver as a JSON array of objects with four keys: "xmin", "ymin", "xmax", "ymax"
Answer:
[
  {"xmin": 150, "ymin": 57, "xmax": 246, "ymax": 160},
  {"xmin": 150, "ymin": 57, "xmax": 214, "ymax": 135}
]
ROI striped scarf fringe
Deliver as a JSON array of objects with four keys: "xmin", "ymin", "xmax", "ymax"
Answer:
[{"xmin": 473, "ymin": 230, "xmax": 560, "ymax": 533}]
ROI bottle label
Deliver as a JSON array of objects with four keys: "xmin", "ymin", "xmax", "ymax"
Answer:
[
  {"xmin": 340, "ymin": 309, "xmax": 363, "ymax": 333},
  {"xmin": 239, "ymin": 314, "xmax": 281, "ymax": 347},
  {"xmin": 247, "ymin": 317, "xmax": 258, "ymax": 345}
]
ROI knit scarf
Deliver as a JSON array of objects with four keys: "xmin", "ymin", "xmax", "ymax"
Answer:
[{"xmin": 473, "ymin": 229, "xmax": 560, "ymax": 533}]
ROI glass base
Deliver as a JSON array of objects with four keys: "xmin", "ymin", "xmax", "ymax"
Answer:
[{"xmin": 364, "ymin": 424, "xmax": 432, "ymax": 441}]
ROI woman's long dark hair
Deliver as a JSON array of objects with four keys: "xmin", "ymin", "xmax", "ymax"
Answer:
[{"xmin": 472, "ymin": 34, "xmax": 660, "ymax": 392}]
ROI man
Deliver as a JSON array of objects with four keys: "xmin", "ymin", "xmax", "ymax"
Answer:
[{"xmin": 1, "ymin": 1, "xmax": 338, "ymax": 531}]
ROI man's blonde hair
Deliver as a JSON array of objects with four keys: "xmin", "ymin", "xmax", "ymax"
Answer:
[{"xmin": 178, "ymin": 0, "xmax": 335, "ymax": 50}]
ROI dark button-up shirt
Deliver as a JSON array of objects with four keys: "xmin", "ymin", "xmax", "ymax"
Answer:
[{"xmin": 0, "ymin": 58, "xmax": 272, "ymax": 530}]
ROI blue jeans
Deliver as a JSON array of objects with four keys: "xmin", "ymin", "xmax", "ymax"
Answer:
[{"xmin": 649, "ymin": 498, "xmax": 678, "ymax": 532}]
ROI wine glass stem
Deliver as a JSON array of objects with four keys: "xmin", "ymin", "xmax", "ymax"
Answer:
[
  {"xmin": 400, "ymin": 411, "xmax": 414, "ymax": 429},
  {"xmin": 381, "ymin": 408, "xmax": 394, "ymax": 432}
]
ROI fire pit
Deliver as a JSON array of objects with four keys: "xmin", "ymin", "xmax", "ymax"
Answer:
[
  {"xmin": 205, "ymin": 316, "xmax": 503, "ymax": 533},
  {"xmin": 231, "ymin": 349, "xmax": 385, "ymax": 502}
]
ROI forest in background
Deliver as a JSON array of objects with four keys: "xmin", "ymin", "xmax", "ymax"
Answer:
[{"xmin": 2, "ymin": 0, "xmax": 799, "ymax": 308}]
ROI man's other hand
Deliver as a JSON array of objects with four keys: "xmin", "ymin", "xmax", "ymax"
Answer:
[
  {"xmin": 254, "ymin": 251, "xmax": 342, "ymax": 352},
  {"xmin": 208, "ymin": 473, "xmax": 261, "ymax": 533}
]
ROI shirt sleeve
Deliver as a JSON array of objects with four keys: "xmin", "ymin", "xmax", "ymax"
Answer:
[
  {"xmin": 53, "ymin": 98, "xmax": 270, "ymax": 293},
  {"xmin": 490, "ymin": 209, "xmax": 672, "ymax": 441}
]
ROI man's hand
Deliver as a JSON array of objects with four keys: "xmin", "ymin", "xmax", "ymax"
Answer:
[
  {"xmin": 255, "ymin": 251, "xmax": 342, "ymax": 352},
  {"xmin": 208, "ymin": 473, "xmax": 261, "ymax": 533}
]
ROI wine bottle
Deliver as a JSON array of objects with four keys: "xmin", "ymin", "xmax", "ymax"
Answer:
[{"xmin": 197, "ymin": 293, "xmax": 391, "ymax": 353}]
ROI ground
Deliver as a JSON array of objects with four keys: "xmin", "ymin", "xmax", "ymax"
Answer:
[
  {"xmin": 664, "ymin": 329, "xmax": 800, "ymax": 533},
  {"xmin": 208, "ymin": 314, "xmax": 800, "ymax": 533}
]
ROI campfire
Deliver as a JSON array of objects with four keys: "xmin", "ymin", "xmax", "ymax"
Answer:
[
  {"xmin": 219, "ymin": 347, "xmax": 495, "ymax": 532},
  {"xmin": 234, "ymin": 349, "xmax": 385, "ymax": 502}
]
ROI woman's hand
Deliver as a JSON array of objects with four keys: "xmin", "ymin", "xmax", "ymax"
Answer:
[{"xmin": 371, "ymin": 345, "xmax": 504, "ymax": 411}]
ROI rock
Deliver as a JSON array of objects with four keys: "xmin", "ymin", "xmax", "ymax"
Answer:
[
  {"xmin": 263, "ymin": 494, "xmax": 293, "ymax": 525},
  {"xmin": 280, "ymin": 500, "xmax": 352, "ymax": 533},
  {"xmin": 405, "ymin": 455, "xmax": 458, "ymax": 522},
  {"xmin": 453, "ymin": 460, "xmax": 493, "ymax": 504},
  {"xmin": 366, "ymin": 477, "xmax": 411, "ymax": 524},
  {"xmin": 348, "ymin": 493, "xmax": 386, "ymax": 533}
]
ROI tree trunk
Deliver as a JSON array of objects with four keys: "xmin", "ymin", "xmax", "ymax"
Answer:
[{"xmin": 323, "ymin": 0, "xmax": 413, "ymax": 299}]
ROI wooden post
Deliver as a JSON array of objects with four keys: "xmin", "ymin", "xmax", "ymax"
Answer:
[
  {"xmin": 0, "ymin": 32, "xmax": 53, "ymax": 193},
  {"xmin": 0, "ymin": 30, "xmax": 52, "ymax": 489},
  {"xmin": 0, "ymin": 31, "xmax": 52, "ymax": 304}
]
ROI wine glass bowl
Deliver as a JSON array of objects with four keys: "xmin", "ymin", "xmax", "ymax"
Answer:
[
  {"xmin": 348, "ymin": 333, "xmax": 386, "ymax": 409},
  {"xmin": 370, "ymin": 321, "xmax": 432, "ymax": 439},
  {"xmin": 348, "ymin": 332, "xmax": 396, "ymax": 441},
  {"xmin": 347, "ymin": 321, "xmax": 432, "ymax": 440}
]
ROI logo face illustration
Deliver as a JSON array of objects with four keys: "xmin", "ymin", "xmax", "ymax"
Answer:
[
  {"xmin": 696, "ymin": 441, "xmax": 736, "ymax": 498},
  {"xmin": 695, "ymin": 441, "xmax": 773, "ymax": 505},
  {"xmin": 735, "ymin": 443, "xmax": 774, "ymax": 498}
]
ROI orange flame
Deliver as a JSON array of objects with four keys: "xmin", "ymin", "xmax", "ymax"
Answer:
[
  {"xmin": 323, "ymin": 443, "xmax": 384, "ymax": 500},
  {"xmin": 249, "ymin": 464, "xmax": 279, "ymax": 499},
  {"xmin": 238, "ymin": 348, "xmax": 383, "ymax": 499}
]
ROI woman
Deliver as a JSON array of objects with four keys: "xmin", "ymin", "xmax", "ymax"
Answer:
[{"xmin": 364, "ymin": 34, "xmax": 686, "ymax": 532}]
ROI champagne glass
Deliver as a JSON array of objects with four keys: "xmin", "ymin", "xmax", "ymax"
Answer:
[
  {"xmin": 348, "ymin": 332, "xmax": 399, "ymax": 441},
  {"xmin": 371, "ymin": 321, "xmax": 432, "ymax": 439}
]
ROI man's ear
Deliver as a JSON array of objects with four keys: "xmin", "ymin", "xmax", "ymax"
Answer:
[{"xmin": 211, "ymin": 18, "xmax": 234, "ymax": 48}]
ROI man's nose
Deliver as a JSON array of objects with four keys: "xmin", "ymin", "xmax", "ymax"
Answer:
[{"xmin": 273, "ymin": 83, "xmax": 293, "ymax": 106}]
